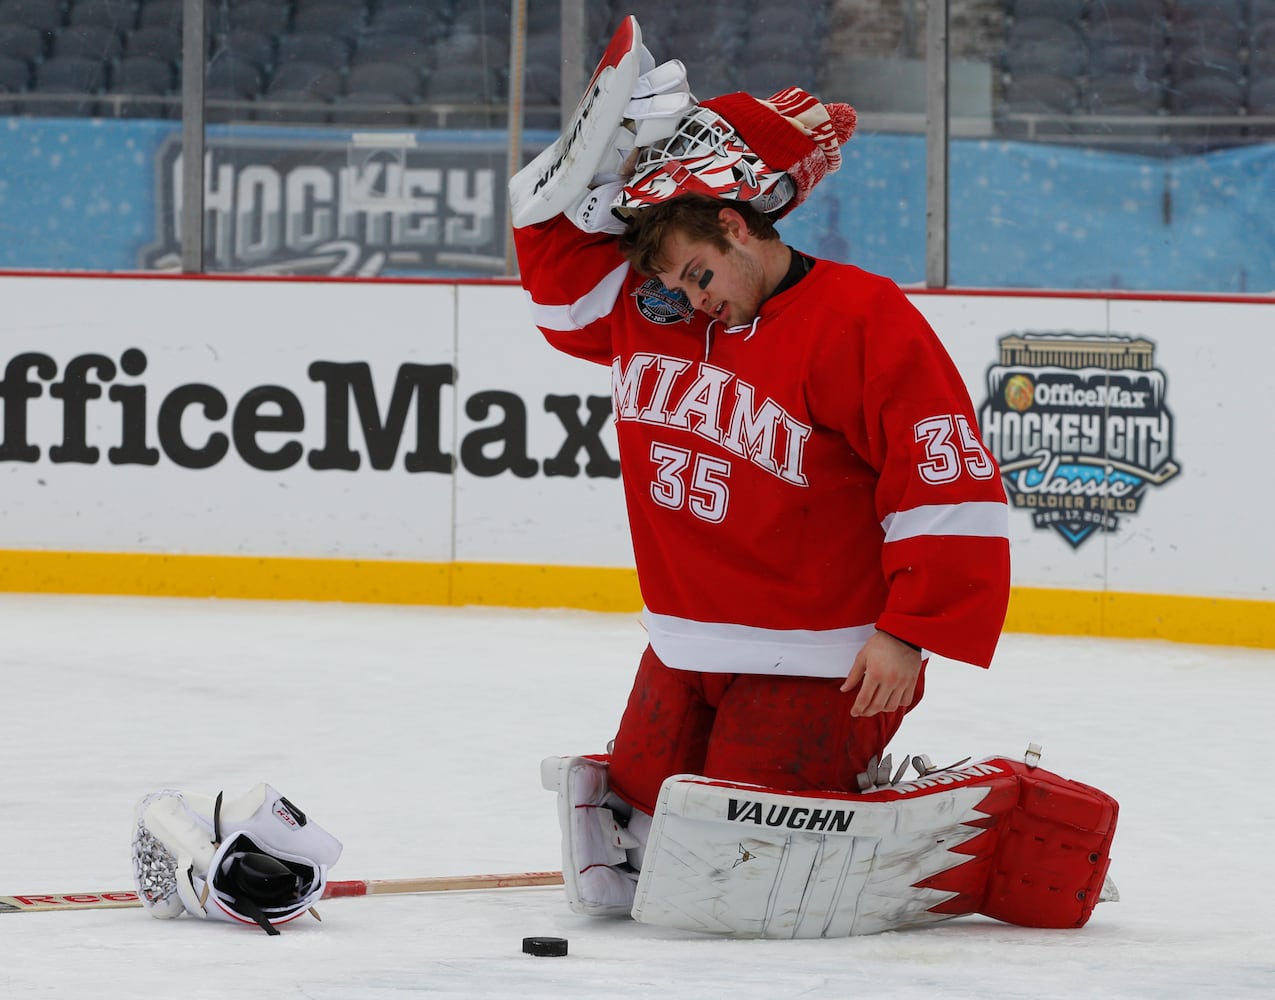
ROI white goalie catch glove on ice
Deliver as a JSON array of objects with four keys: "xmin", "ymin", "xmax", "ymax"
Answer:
[
  {"xmin": 132, "ymin": 783, "xmax": 342, "ymax": 935},
  {"xmin": 566, "ymin": 49, "xmax": 696, "ymax": 235}
]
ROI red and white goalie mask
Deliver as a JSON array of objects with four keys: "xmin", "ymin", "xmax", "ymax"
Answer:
[{"xmin": 616, "ymin": 86, "xmax": 858, "ymax": 220}]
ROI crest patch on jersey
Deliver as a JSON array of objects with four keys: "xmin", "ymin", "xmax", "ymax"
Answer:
[{"xmin": 632, "ymin": 278, "xmax": 694, "ymax": 325}]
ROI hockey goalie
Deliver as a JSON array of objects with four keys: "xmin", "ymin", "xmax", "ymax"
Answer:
[{"xmin": 511, "ymin": 15, "xmax": 1118, "ymax": 938}]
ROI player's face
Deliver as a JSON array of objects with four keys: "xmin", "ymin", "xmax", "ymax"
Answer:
[{"xmin": 655, "ymin": 226, "xmax": 766, "ymax": 329}]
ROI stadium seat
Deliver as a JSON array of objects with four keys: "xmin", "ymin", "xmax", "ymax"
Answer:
[
  {"xmin": 1090, "ymin": 0, "xmax": 1169, "ymax": 22},
  {"xmin": 350, "ymin": 31, "xmax": 434, "ymax": 72},
  {"xmin": 1008, "ymin": 0, "xmax": 1086, "ymax": 23},
  {"xmin": 451, "ymin": 2, "xmax": 510, "ymax": 38},
  {"xmin": 1008, "ymin": 16, "xmax": 1078, "ymax": 44},
  {"xmin": 344, "ymin": 61, "xmax": 420, "ymax": 101},
  {"xmin": 67, "ymin": 0, "xmax": 138, "ymax": 31},
  {"xmin": 1171, "ymin": 0, "xmax": 1245, "ymax": 24},
  {"xmin": 292, "ymin": 2, "xmax": 367, "ymax": 41},
  {"xmin": 1168, "ymin": 75, "xmax": 1245, "ymax": 115},
  {"xmin": 258, "ymin": 59, "xmax": 341, "ymax": 122},
  {"xmin": 1086, "ymin": 15, "xmax": 1166, "ymax": 55},
  {"xmin": 621, "ymin": 0, "xmax": 677, "ymax": 38},
  {"xmin": 1090, "ymin": 45, "xmax": 1168, "ymax": 82},
  {"xmin": 1082, "ymin": 74, "xmax": 1165, "ymax": 114},
  {"xmin": 0, "ymin": 22, "xmax": 45, "ymax": 66},
  {"xmin": 213, "ymin": 28, "xmax": 275, "ymax": 75},
  {"xmin": 1168, "ymin": 16, "xmax": 1243, "ymax": 58},
  {"xmin": 1254, "ymin": 0, "xmax": 1275, "ymax": 30},
  {"xmin": 109, "ymin": 52, "xmax": 175, "ymax": 117},
  {"xmin": 1003, "ymin": 28, "xmax": 1087, "ymax": 79},
  {"xmin": 0, "ymin": 50, "xmax": 30, "ymax": 89},
  {"xmin": 736, "ymin": 56, "xmax": 816, "ymax": 97},
  {"xmin": 1249, "ymin": 76, "xmax": 1275, "ymax": 115},
  {"xmin": 739, "ymin": 28, "xmax": 812, "ymax": 66},
  {"xmin": 0, "ymin": 0, "xmax": 65, "ymax": 33},
  {"xmin": 677, "ymin": 1, "xmax": 751, "ymax": 37},
  {"xmin": 422, "ymin": 63, "xmax": 502, "ymax": 126},
  {"xmin": 266, "ymin": 59, "xmax": 342, "ymax": 98},
  {"xmin": 377, "ymin": 0, "xmax": 452, "ymax": 12},
  {"xmin": 1168, "ymin": 40, "xmax": 1244, "ymax": 86},
  {"xmin": 693, "ymin": 58, "xmax": 740, "ymax": 101},
  {"xmin": 366, "ymin": 2, "xmax": 450, "ymax": 44},
  {"xmin": 205, "ymin": 51, "xmax": 264, "ymax": 100},
  {"xmin": 526, "ymin": 2, "xmax": 559, "ymax": 35},
  {"xmin": 1250, "ymin": 19, "xmax": 1275, "ymax": 70},
  {"xmin": 113, "ymin": 51, "xmax": 172, "ymax": 89},
  {"xmin": 123, "ymin": 25, "xmax": 180, "ymax": 62},
  {"xmin": 275, "ymin": 31, "xmax": 350, "ymax": 71},
  {"xmin": 226, "ymin": 0, "xmax": 290, "ymax": 37},
  {"xmin": 442, "ymin": 28, "xmax": 508, "ymax": 68},
  {"xmin": 51, "ymin": 23, "xmax": 124, "ymax": 61},
  {"xmin": 521, "ymin": 59, "xmax": 560, "ymax": 128},
  {"xmin": 424, "ymin": 62, "xmax": 501, "ymax": 98},
  {"xmin": 1168, "ymin": 74, "xmax": 1247, "ymax": 148},
  {"xmin": 30, "ymin": 54, "xmax": 107, "ymax": 115},
  {"xmin": 1087, "ymin": 15, "xmax": 1168, "ymax": 83},
  {"xmin": 0, "ymin": 52, "xmax": 27, "ymax": 112},
  {"xmin": 1004, "ymin": 72, "xmax": 1081, "ymax": 115},
  {"xmin": 135, "ymin": 0, "xmax": 179, "ymax": 30},
  {"xmin": 333, "ymin": 61, "xmax": 419, "ymax": 126},
  {"xmin": 523, "ymin": 27, "xmax": 559, "ymax": 65},
  {"xmin": 331, "ymin": 89, "xmax": 415, "ymax": 126}
]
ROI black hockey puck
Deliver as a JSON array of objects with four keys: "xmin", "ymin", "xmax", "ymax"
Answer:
[{"xmin": 521, "ymin": 936, "xmax": 568, "ymax": 957}]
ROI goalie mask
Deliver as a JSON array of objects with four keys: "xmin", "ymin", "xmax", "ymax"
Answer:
[{"xmin": 616, "ymin": 86, "xmax": 857, "ymax": 220}]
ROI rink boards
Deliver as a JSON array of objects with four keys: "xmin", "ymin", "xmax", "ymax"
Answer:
[{"xmin": 0, "ymin": 272, "xmax": 1269, "ymax": 648}]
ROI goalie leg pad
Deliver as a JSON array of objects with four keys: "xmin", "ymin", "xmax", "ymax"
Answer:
[
  {"xmin": 631, "ymin": 756, "xmax": 1117, "ymax": 938},
  {"xmin": 541, "ymin": 755, "xmax": 647, "ymax": 917}
]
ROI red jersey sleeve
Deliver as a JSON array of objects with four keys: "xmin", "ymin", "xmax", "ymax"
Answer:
[
  {"xmin": 804, "ymin": 270, "xmax": 1010, "ymax": 667},
  {"xmin": 512, "ymin": 217, "xmax": 632, "ymax": 367}
]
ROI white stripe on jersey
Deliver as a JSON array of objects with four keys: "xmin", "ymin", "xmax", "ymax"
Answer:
[
  {"xmin": 525, "ymin": 262, "xmax": 629, "ymax": 331},
  {"xmin": 642, "ymin": 609, "xmax": 880, "ymax": 678},
  {"xmin": 880, "ymin": 501, "xmax": 1009, "ymax": 543}
]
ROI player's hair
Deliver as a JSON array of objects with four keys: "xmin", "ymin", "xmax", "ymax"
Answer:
[{"xmin": 618, "ymin": 194, "xmax": 780, "ymax": 276}]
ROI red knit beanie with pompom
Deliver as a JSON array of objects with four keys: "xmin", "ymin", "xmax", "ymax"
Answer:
[{"xmin": 699, "ymin": 87, "xmax": 858, "ymax": 217}]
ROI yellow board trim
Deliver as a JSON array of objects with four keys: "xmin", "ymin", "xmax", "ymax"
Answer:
[
  {"xmin": 0, "ymin": 550, "xmax": 1269, "ymax": 649},
  {"xmin": 1004, "ymin": 586, "xmax": 1273, "ymax": 649},
  {"xmin": 0, "ymin": 550, "xmax": 642, "ymax": 613}
]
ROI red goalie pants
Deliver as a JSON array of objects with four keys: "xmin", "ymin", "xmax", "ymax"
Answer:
[{"xmin": 608, "ymin": 645, "xmax": 927, "ymax": 816}]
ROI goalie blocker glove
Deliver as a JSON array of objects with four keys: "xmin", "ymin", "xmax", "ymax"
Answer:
[{"xmin": 132, "ymin": 783, "xmax": 342, "ymax": 935}]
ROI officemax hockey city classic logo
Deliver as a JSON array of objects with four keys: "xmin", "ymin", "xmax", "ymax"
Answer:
[{"xmin": 978, "ymin": 332, "xmax": 1181, "ymax": 549}]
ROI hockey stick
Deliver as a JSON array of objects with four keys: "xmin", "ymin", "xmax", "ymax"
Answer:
[{"xmin": 0, "ymin": 871, "xmax": 565, "ymax": 914}]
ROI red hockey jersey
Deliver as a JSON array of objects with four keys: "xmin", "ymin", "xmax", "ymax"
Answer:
[{"xmin": 514, "ymin": 216, "xmax": 1010, "ymax": 675}]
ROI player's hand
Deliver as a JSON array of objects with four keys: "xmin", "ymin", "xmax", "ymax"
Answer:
[{"xmin": 840, "ymin": 630, "xmax": 922, "ymax": 717}]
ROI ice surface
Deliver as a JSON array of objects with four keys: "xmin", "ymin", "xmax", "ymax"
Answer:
[{"xmin": 2, "ymin": 594, "xmax": 1273, "ymax": 998}]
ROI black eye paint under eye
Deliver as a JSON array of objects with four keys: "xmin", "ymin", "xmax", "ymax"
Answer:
[{"xmin": 697, "ymin": 269, "xmax": 714, "ymax": 290}]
